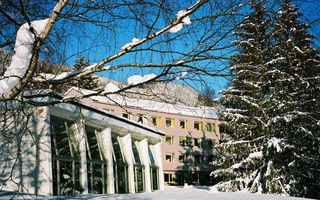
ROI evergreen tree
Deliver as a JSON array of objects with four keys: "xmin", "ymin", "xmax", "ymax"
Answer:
[
  {"xmin": 262, "ymin": 0, "xmax": 320, "ymax": 197},
  {"xmin": 212, "ymin": 1, "xmax": 271, "ymax": 192},
  {"xmin": 72, "ymin": 56, "xmax": 99, "ymax": 90},
  {"xmin": 214, "ymin": 0, "xmax": 320, "ymax": 198}
]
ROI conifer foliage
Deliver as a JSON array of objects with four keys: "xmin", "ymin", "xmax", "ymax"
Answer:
[
  {"xmin": 213, "ymin": 0, "xmax": 320, "ymax": 198},
  {"xmin": 72, "ymin": 56, "xmax": 99, "ymax": 90},
  {"xmin": 213, "ymin": 1, "xmax": 270, "ymax": 192}
]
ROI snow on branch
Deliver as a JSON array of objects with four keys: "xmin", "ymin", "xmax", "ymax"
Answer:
[
  {"xmin": 0, "ymin": 19, "xmax": 49, "ymax": 94},
  {"xmin": 169, "ymin": 10, "xmax": 192, "ymax": 33},
  {"xmin": 53, "ymin": 63, "xmax": 97, "ymax": 80},
  {"xmin": 121, "ymin": 38, "xmax": 140, "ymax": 51},
  {"xmin": 231, "ymin": 151, "xmax": 262, "ymax": 169}
]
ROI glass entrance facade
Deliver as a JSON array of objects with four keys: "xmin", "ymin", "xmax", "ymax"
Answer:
[{"xmin": 50, "ymin": 115, "xmax": 160, "ymax": 196}]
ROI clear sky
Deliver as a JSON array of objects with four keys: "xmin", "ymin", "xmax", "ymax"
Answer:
[{"xmin": 39, "ymin": 0, "xmax": 319, "ymax": 98}]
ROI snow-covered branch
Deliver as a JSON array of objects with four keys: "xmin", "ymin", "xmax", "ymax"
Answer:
[{"xmin": 0, "ymin": 0, "xmax": 69, "ymax": 100}]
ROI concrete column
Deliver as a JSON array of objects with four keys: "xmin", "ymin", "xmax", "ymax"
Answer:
[
  {"xmin": 97, "ymin": 127, "xmax": 115, "ymax": 194},
  {"xmin": 118, "ymin": 134, "xmax": 135, "ymax": 194},
  {"xmin": 135, "ymin": 138, "xmax": 151, "ymax": 192},
  {"xmin": 74, "ymin": 120, "xmax": 88, "ymax": 194},
  {"xmin": 35, "ymin": 106, "xmax": 53, "ymax": 195},
  {"xmin": 150, "ymin": 142, "xmax": 164, "ymax": 190}
]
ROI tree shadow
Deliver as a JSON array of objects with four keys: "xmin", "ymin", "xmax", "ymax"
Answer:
[{"xmin": 176, "ymin": 131, "xmax": 216, "ymax": 186}]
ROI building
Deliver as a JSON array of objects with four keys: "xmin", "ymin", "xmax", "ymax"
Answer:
[
  {"xmin": 0, "ymin": 90, "xmax": 165, "ymax": 196},
  {"xmin": 66, "ymin": 87, "xmax": 220, "ymax": 186}
]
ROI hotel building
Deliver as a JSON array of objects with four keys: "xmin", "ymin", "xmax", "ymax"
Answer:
[{"xmin": 66, "ymin": 86, "xmax": 220, "ymax": 186}]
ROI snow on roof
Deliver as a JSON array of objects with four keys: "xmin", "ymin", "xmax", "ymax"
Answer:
[
  {"xmin": 104, "ymin": 82, "xmax": 120, "ymax": 93},
  {"xmin": 127, "ymin": 74, "xmax": 157, "ymax": 85},
  {"xmin": 67, "ymin": 87, "xmax": 219, "ymax": 119}
]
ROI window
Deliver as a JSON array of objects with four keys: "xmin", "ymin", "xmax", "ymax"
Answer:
[
  {"xmin": 206, "ymin": 123, "xmax": 212, "ymax": 132},
  {"xmin": 179, "ymin": 154, "xmax": 187, "ymax": 163},
  {"xmin": 165, "ymin": 153, "xmax": 174, "ymax": 162},
  {"xmin": 85, "ymin": 127, "xmax": 107, "ymax": 194},
  {"xmin": 137, "ymin": 114, "xmax": 147, "ymax": 124},
  {"xmin": 151, "ymin": 116, "xmax": 162, "ymax": 127},
  {"xmin": 194, "ymin": 138, "xmax": 201, "ymax": 148},
  {"xmin": 165, "ymin": 118, "xmax": 175, "ymax": 127},
  {"xmin": 179, "ymin": 120, "xmax": 189, "ymax": 129},
  {"xmin": 206, "ymin": 122, "xmax": 216, "ymax": 132},
  {"xmin": 165, "ymin": 136, "xmax": 174, "ymax": 145},
  {"xmin": 194, "ymin": 121, "xmax": 203, "ymax": 131},
  {"xmin": 122, "ymin": 112, "xmax": 130, "ymax": 119},
  {"xmin": 103, "ymin": 108, "xmax": 114, "ymax": 113},
  {"xmin": 164, "ymin": 173, "xmax": 173, "ymax": 183},
  {"xmin": 179, "ymin": 136, "xmax": 186, "ymax": 146},
  {"xmin": 51, "ymin": 116, "xmax": 82, "ymax": 196}
]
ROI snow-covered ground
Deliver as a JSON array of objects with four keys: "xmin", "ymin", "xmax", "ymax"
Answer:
[{"xmin": 0, "ymin": 186, "xmax": 315, "ymax": 200}]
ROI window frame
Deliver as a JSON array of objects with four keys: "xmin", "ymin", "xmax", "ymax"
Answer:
[
  {"xmin": 165, "ymin": 135, "xmax": 174, "ymax": 145},
  {"xmin": 122, "ymin": 112, "xmax": 131, "ymax": 119},
  {"xmin": 165, "ymin": 153, "xmax": 174, "ymax": 163},
  {"xmin": 164, "ymin": 173, "xmax": 173, "ymax": 183}
]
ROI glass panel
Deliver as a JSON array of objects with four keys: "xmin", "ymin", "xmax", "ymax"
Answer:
[
  {"xmin": 132, "ymin": 142, "xmax": 141, "ymax": 164},
  {"xmin": 114, "ymin": 164, "xmax": 128, "ymax": 193},
  {"xmin": 179, "ymin": 136, "xmax": 186, "ymax": 146},
  {"xmin": 51, "ymin": 116, "xmax": 74, "ymax": 157},
  {"xmin": 165, "ymin": 136, "xmax": 174, "ymax": 145},
  {"xmin": 51, "ymin": 116, "xmax": 82, "ymax": 196},
  {"xmin": 148, "ymin": 147, "xmax": 155, "ymax": 165},
  {"xmin": 194, "ymin": 122, "xmax": 200, "ymax": 130},
  {"xmin": 86, "ymin": 127, "xmax": 107, "ymax": 194},
  {"xmin": 206, "ymin": 123, "xmax": 213, "ymax": 132},
  {"xmin": 86, "ymin": 127, "xmax": 100, "ymax": 160},
  {"xmin": 112, "ymin": 136, "xmax": 124, "ymax": 162},
  {"xmin": 180, "ymin": 120, "xmax": 185, "ymax": 129},
  {"xmin": 151, "ymin": 116, "xmax": 157, "ymax": 126},
  {"xmin": 151, "ymin": 167, "xmax": 158, "ymax": 190},
  {"xmin": 166, "ymin": 118, "xmax": 171, "ymax": 127},
  {"xmin": 87, "ymin": 162, "xmax": 107, "ymax": 194},
  {"xmin": 58, "ymin": 160, "xmax": 82, "ymax": 196},
  {"xmin": 134, "ymin": 166, "xmax": 144, "ymax": 192}
]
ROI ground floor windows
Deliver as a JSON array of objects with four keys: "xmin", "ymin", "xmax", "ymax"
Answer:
[
  {"xmin": 134, "ymin": 164, "xmax": 145, "ymax": 192},
  {"xmin": 164, "ymin": 173, "xmax": 173, "ymax": 183},
  {"xmin": 52, "ymin": 158, "xmax": 82, "ymax": 196},
  {"xmin": 150, "ymin": 167, "xmax": 159, "ymax": 191},
  {"xmin": 114, "ymin": 163, "xmax": 129, "ymax": 194},
  {"xmin": 87, "ymin": 161, "xmax": 107, "ymax": 194},
  {"xmin": 51, "ymin": 116, "xmax": 83, "ymax": 196},
  {"xmin": 174, "ymin": 171, "xmax": 214, "ymax": 185},
  {"xmin": 86, "ymin": 127, "xmax": 108, "ymax": 194}
]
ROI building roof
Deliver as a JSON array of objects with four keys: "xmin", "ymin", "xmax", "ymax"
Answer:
[
  {"xmin": 22, "ymin": 89, "xmax": 165, "ymax": 140},
  {"xmin": 66, "ymin": 87, "xmax": 220, "ymax": 119}
]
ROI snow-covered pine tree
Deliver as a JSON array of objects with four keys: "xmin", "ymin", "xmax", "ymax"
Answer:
[
  {"xmin": 73, "ymin": 56, "xmax": 99, "ymax": 90},
  {"xmin": 262, "ymin": 0, "xmax": 320, "ymax": 197},
  {"xmin": 212, "ymin": 1, "xmax": 270, "ymax": 192}
]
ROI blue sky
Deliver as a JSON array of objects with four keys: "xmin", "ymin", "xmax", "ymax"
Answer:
[{"xmin": 39, "ymin": 0, "xmax": 319, "ymax": 98}]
